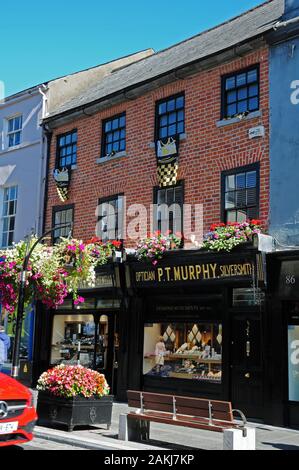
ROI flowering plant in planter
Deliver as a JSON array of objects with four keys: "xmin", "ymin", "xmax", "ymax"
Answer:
[
  {"xmin": 37, "ymin": 364, "xmax": 110, "ymax": 399},
  {"xmin": 202, "ymin": 220, "xmax": 262, "ymax": 252},
  {"xmin": 86, "ymin": 237, "xmax": 122, "ymax": 266},
  {"xmin": 136, "ymin": 231, "xmax": 182, "ymax": 265}
]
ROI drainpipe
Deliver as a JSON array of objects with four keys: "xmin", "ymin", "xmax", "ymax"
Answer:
[
  {"xmin": 42, "ymin": 124, "xmax": 53, "ymax": 234},
  {"xmin": 273, "ymin": 15, "xmax": 299, "ymax": 30}
]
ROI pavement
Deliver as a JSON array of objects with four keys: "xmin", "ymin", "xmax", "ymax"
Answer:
[{"xmin": 32, "ymin": 401, "xmax": 299, "ymax": 451}]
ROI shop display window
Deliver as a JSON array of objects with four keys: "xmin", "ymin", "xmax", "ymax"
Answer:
[
  {"xmin": 288, "ymin": 324, "xmax": 299, "ymax": 402},
  {"xmin": 50, "ymin": 314, "xmax": 109, "ymax": 370},
  {"xmin": 143, "ymin": 322, "xmax": 222, "ymax": 382}
]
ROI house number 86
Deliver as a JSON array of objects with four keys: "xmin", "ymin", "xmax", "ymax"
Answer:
[{"xmin": 286, "ymin": 275, "xmax": 296, "ymax": 285}]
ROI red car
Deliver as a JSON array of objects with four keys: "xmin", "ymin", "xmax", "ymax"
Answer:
[{"xmin": 0, "ymin": 372, "xmax": 37, "ymax": 447}]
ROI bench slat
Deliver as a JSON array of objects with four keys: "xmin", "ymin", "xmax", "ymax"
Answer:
[{"xmin": 127, "ymin": 412, "xmax": 238, "ymax": 433}]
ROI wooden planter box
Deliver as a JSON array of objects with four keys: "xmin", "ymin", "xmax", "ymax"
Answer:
[{"xmin": 37, "ymin": 392, "xmax": 113, "ymax": 432}]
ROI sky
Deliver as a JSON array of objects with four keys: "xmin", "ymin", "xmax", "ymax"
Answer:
[{"xmin": 1, "ymin": 0, "xmax": 266, "ymax": 97}]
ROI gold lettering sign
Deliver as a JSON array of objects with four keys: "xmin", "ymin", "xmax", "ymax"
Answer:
[{"xmin": 135, "ymin": 262, "xmax": 254, "ymax": 284}]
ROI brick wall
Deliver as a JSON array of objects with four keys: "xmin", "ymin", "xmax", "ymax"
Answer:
[{"xmin": 45, "ymin": 47, "xmax": 270, "ymax": 246}]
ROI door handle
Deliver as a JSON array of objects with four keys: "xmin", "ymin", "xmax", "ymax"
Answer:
[{"xmin": 245, "ymin": 373, "xmax": 250, "ymax": 379}]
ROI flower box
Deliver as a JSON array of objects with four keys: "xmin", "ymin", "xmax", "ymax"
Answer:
[{"xmin": 37, "ymin": 392, "xmax": 114, "ymax": 432}]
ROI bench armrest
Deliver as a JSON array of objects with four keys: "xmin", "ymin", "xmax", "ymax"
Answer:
[{"xmin": 232, "ymin": 408, "xmax": 247, "ymax": 430}]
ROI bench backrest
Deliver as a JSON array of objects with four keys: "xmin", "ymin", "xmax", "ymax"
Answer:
[{"xmin": 127, "ymin": 390, "xmax": 233, "ymax": 423}]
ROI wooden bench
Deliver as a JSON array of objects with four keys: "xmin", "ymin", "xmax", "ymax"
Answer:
[{"xmin": 122, "ymin": 390, "xmax": 248, "ymax": 444}]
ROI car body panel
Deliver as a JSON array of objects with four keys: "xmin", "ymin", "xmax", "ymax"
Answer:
[{"xmin": 0, "ymin": 372, "xmax": 38, "ymax": 447}]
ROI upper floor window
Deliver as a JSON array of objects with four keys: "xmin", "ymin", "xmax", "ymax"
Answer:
[
  {"xmin": 102, "ymin": 114, "xmax": 126, "ymax": 158},
  {"xmin": 56, "ymin": 130, "xmax": 77, "ymax": 168},
  {"xmin": 153, "ymin": 183, "xmax": 184, "ymax": 234},
  {"xmin": 222, "ymin": 66, "xmax": 259, "ymax": 119},
  {"xmin": 222, "ymin": 164, "xmax": 259, "ymax": 223},
  {"xmin": 7, "ymin": 115, "xmax": 22, "ymax": 147},
  {"xmin": 52, "ymin": 205, "xmax": 74, "ymax": 244},
  {"xmin": 97, "ymin": 195, "xmax": 124, "ymax": 241},
  {"xmin": 2, "ymin": 186, "xmax": 18, "ymax": 247},
  {"xmin": 156, "ymin": 94, "xmax": 185, "ymax": 140}
]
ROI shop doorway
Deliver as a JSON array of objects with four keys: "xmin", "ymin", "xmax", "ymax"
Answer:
[
  {"xmin": 50, "ymin": 311, "xmax": 119, "ymax": 395},
  {"xmin": 230, "ymin": 312, "xmax": 264, "ymax": 420}
]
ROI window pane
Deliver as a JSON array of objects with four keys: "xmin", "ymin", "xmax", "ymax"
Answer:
[
  {"xmin": 8, "ymin": 119, "xmax": 14, "ymax": 132},
  {"xmin": 8, "ymin": 135, "xmax": 14, "ymax": 147},
  {"xmin": 119, "ymin": 115, "xmax": 126, "ymax": 127},
  {"xmin": 157, "ymin": 190, "xmax": 166, "ymax": 204},
  {"xmin": 120, "ymin": 129, "xmax": 126, "ymax": 139},
  {"xmin": 159, "ymin": 127, "xmax": 167, "ymax": 139},
  {"xmin": 249, "ymin": 84, "xmax": 258, "ymax": 97},
  {"xmin": 236, "ymin": 173, "xmax": 246, "ymax": 189},
  {"xmin": 59, "ymin": 136, "xmax": 65, "ymax": 146},
  {"xmin": 158, "ymin": 102, "xmax": 167, "ymax": 115},
  {"xmin": 9, "ymin": 217, "xmax": 15, "ymax": 231},
  {"xmin": 227, "ymin": 104, "xmax": 237, "ymax": 117},
  {"xmin": 236, "ymin": 73, "xmax": 247, "ymax": 86},
  {"xmin": 176, "ymin": 96, "xmax": 184, "ymax": 109},
  {"xmin": 225, "ymin": 191, "xmax": 235, "ymax": 209},
  {"xmin": 247, "ymin": 69, "xmax": 258, "ymax": 83},
  {"xmin": 247, "ymin": 187, "xmax": 257, "ymax": 206},
  {"xmin": 167, "ymin": 99, "xmax": 175, "ymax": 112},
  {"xmin": 65, "ymin": 134, "xmax": 71, "ymax": 145},
  {"xmin": 246, "ymin": 171, "xmax": 256, "ymax": 188},
  {"xmin": 177, "ymin": 110, "xmax": 184, "ymax": 122},
  {"xmin": 238, "ymin": 88, "xmax": 247, "ymax": 100},
  {"xmin": 236, "ymin": 190, "xmax": 246, "ymax": 207},
  {"xmin": 143, "ymin": 322, "xmax": 222, "ymax": 383},
  {"xmin": 168, "ymin": 125, "xmax": 176, "ymax": 136},
  {"xmin": 105, "ymin": 121, "xmax": 112, "ymax": 132},
  {"xmin": 177, "ymin": 122, "xmax": 184, "ymax": 134},
  {"xmin": 112, "ymin": 119, "xmax": 119, "ymax": 130},
  {"xmin": 227, "ymin": 91, "xmax": 236, "ymax": 104},
  {"xmin": 119, "ymin": 140, "xmax": 125, "ymax": 151},
  {"xmin": 226, "ymin": 175, "xmax": 235, "ymax": 191},
  {"xmin": 106, "ymin": 133, "xmax": 113, "ymax": 143},
  {"xmin": 160, "ymin": 115, "xmax": 167, "ymax": 127},
  {"xmin": 71, "ymin": 132, "xmax": 77, "ymax": 143},
  {"xmin": 237, "ymin": 100, "xmax": 248, "ymax": 113},
  {"xmin": 168, "ymin": 112, "xmax": 176, "ymax": 125},
  {"xmin": 14, "ymin": 132, "xmax": 21, "ymax": 145},
  {"xmin": 112, "ymin": 141, "xmax": 119, "ymax": 151},
  {"xmin": 227, "ymin": 211, "xmax": 237, "ymax": 223},
  {"xmin": 113, "ymin": 130, "xmax": 120, "ymax": 141},
  {"xmin": 236, "ymin": 210, "xmax": 247, "ymax": 222},
  {"xmin": 249, "ymin": 97, "xmax": 258, "ymax": 111},
  {"xmin": 226, "ymin": 77, "xmax": 235, "ymax": 90},
  {"xmin": 107, "ymin": 144, "xmax": 112, "ymax": 154}
]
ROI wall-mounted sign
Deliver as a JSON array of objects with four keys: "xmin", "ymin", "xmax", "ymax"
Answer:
[
  {"xmin": 278, "ymin": 260, "xmax": 299, "ymax": 298},
  {"xmin": 249, "ymin": 126, "xmax": 265, "ymax": 139},
  {"xmin": 131, "ymin": 259, "xmax": 261, "ymax": 289},
  {"xmin": 53, "ymin": 168, "xmax": 71, "ymax": 202},
  {"xmin": 156, "ymin": 135, "xmax": 180, "ymax": 188},
  {"xmin": 78, "ymin": 273, "xmax": 114, "ymax": 290}
]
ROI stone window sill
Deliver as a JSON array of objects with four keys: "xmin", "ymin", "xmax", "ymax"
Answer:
[
  {"xmin": 216, "ymin": 110, "xmax": 262, "ymax": 128},
  {"xmin": 96, "ymin": 151, "xmax": 127, "ymax": 164}
]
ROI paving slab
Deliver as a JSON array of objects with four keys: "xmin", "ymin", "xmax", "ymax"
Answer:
[{"xmin": 33, "ymin": 401, "xmax": 299, "ymax": 451}]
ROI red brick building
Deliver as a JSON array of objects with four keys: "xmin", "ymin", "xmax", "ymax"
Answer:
[{"xmin": 35, "ymin": 0, "xmax": 291, "ymax": 427}]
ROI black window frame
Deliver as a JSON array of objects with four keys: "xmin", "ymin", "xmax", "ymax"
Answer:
[
  {"xmin": 155, "ymin": 93, "xmax": 185, "ymax": 142},
  {"xmin": 56, "ymin": 129, "xmax": 78, "ymax": 169},
  {"xmin": 101, "ymin": 113, "xmax": 126, "ymax": 158},
  {"xmin": 221, "ymin": 163, "xmax": 260, "ymax": 224},
  {"xmin": 221, "ymin": 65, "xmax": 260, "ymax": 120},
  {"xmin": 153, "ymin": 181, "xmax": 184, "ymax": 236},
  {"xmin": 97, "ymin": 194, "xmax": 124, "ymax": 242},
  {"xmin": 52, "ymin": 204, "xmax": 74, "ymax": 244}
]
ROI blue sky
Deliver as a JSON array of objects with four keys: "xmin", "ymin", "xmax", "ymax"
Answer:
[{"xmin": 1, "ymin": 0, "xmax": 265, "ymax": 97}]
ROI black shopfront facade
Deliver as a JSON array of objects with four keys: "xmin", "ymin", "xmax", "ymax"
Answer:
[
  {"xmin": 121, "ymin": 247, "xmax": 271, "ymax": 423},
  {"xmin": 31, "ymin": 264, "xmax": 125, "ymax": 397},
  {"xmin": 267, "ymin": 250, "xmax": 299, "ymax": 429}
]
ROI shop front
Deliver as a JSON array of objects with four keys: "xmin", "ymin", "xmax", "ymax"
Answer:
[
  {"xmin": 33, "ymin": 265, "xmax": 124, "ymax": 396},
  {"xmin": 123, "ymin": 248, "xmax": 267, "ymax": 421},
  {"xmin": 267, "ymin": 251, "xmax": 299, "ymax": 429}
]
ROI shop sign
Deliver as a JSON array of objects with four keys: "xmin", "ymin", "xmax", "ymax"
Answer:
[
  {"xmin": 134, "ymin": 261, "xmax": 254, "ymax": 286},
  {"xmin": 79, "ymin": 273, "xmax": 114, "ymax": 290}
]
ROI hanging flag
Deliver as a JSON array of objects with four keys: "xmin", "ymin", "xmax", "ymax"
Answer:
[{"xmin": 53, "ymin": 168, "xmax": 71, "ymax": 202}]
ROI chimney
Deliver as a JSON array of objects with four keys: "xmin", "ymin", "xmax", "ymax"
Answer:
[{"xmin": 284, "ymin": 0, "xmax": 299, "ymax": 20}]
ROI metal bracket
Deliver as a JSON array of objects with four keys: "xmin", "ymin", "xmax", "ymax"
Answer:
[
  {"xmin": 208, "ymin": 401, "xmax": 213, "ymax": 426},
  {"xmin": 173, "ymin": 396, "xmax": 177, "ymax": 421}
]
